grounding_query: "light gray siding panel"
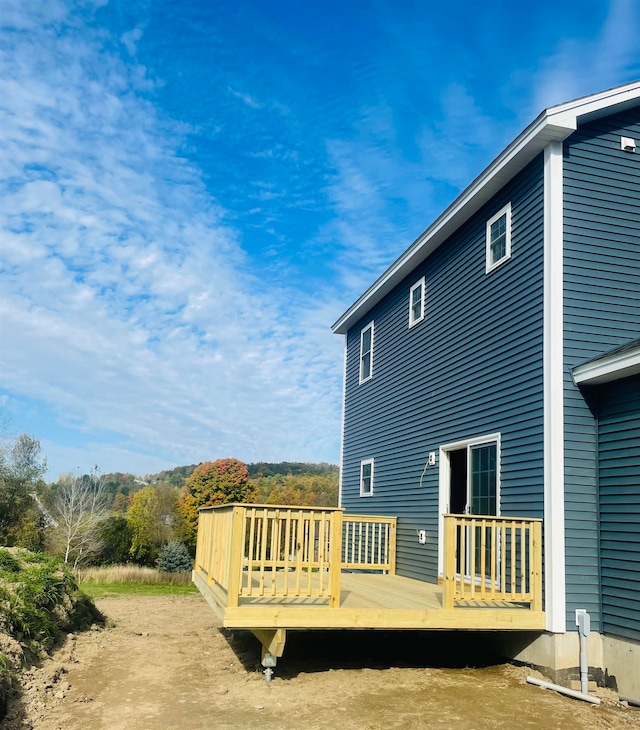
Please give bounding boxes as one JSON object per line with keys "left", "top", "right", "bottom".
{"left": 341, "top": 155, "right": 545, "bottom": 583}
{"left": 597, "top": 377, "right": 640, "bottom": 642}
{"left": 563, "top": 105, "right": 640, "bottom": 631}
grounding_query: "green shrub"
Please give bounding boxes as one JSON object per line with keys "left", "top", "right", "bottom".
{"left": 0, "top": 550, "right": 101, "bottom": 646}
{"left": 156, "top": 542, "right": 192, "bottom": 573}
{"left": 0, "top": 550, "right": 21, "bottom": 575}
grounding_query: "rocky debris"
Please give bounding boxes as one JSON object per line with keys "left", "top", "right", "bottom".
{"left": 1, "top": 630, "right": 91, "bottom": 729}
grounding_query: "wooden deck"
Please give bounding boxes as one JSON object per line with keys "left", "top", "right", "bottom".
{"left": 193, "top": 504, "right": 545, "bottom": 671}
{"left": 194, "top": 568, "right": 544, "bottom": 630}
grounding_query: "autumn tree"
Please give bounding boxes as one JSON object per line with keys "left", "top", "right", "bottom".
{"left": 177, "top": 458, "right": 255, "bottom": 547}
{"left": 256, "top": 473, "right": 338, "bottom": 507}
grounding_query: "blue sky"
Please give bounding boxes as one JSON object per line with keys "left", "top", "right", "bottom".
{"left": 1, "top": 0, "right": 639, "bottom": 480}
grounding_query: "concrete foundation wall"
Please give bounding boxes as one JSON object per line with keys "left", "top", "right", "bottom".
{"left": 497, "top": 631, "right": 640, "bottom": 702}
{"left": 603, "top": 634, "right": 640, "bottom": 702}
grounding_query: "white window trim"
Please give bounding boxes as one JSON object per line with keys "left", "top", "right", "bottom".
{"left": 360, "top": 458, "right": 374, "bottom": 497}
{"left": 359, "top": 321, "right": 374, "bottom": 384}
{"left": 485, "top": 203, "right": 512, "bottom": 273}
{"left": 437, "top": 433, "right": 501, "bottom": 577}
{"left": 409, "top": 276, "right": 426, "bottom": 328}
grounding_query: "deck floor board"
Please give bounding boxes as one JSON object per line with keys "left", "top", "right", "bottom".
{"left": 194, "top": 568, "right": 545, "bottom": 631}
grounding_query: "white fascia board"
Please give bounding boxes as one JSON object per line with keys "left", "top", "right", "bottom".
{"left": 331, "top": 113, "right": 574, "bottom": 335}
{"left": 546, "top": 80, "right": 640, "bottom": 126}
{"left": 573, "top": 348, "right": 640, "bottom": 385}
{"left": 332, "top": 80, "right": 640, "bottom": 336}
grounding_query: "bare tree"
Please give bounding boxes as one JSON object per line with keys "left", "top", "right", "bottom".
{"left": 52, "top": 468, "right": 110, "bottom": 567}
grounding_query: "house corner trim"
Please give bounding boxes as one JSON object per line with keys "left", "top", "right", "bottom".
{"left": 543, "top": 140, "right": 566, "bottom": 633}
{"left": 338, "top": 338, "right": 347, "bottom": 508}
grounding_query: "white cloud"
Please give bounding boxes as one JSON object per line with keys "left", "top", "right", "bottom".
{"left": 0, "top": 1, "right": 344, "bottom": 477}
{"left": 228, "top": 86, "right": 264, "bottom": 110}
{"left": 530, "top": 0, "right": 640, "bottom": 114}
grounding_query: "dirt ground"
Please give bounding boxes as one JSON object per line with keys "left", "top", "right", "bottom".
{"left": 3, "top": 594, "right": 639, "bottom": 730}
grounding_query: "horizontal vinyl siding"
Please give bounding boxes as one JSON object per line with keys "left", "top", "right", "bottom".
{"left": 598, "top": 378, "right": 640, "bottom": 641}
{"left": 563, "top": 105, "right": 640, "bottom": 631}
{"left": 341, "top": 155, "right": 545, "bottom": 583}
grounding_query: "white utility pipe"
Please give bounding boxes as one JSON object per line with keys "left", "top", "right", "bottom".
{"left": 526, "top": 676, "right": 601, "bottom": 705}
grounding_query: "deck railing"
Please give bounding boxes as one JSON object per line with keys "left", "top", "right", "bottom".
{"left": 442, "top": 514, "right": 543, "bottom": 610}
{"left": 195, "top": 506, "right": 542, "bottom": 613}
{"left": 195, "top": 504, "right": 397, "bottom": 609}
{"left": 342, "top": 514, "right": 396, "bottom": 573}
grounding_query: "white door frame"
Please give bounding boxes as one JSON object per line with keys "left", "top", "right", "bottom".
{"left": 437, "top": 432, "right": 501, "bottom": 578}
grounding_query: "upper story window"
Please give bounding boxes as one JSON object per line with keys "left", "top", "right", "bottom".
{"left": 486, "top": 203, "right": 512, "bottom": 273}
{"left": 409, "top": 277, "right": 425, "bottom": 327}
{"left": 360, "top": 458, "right": 374, "bottom": 496}
{"left": 359, "top": 321, "right": 374, "bottom": 383}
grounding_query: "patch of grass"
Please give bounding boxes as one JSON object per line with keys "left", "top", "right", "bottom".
{"left": 75, "top": 564, "right": 192, "bottom": 585}
{"left": 0, "top": 550, "right": 21, "bottom": 574}
{"left": 80, "top": 582, "right": 198, "bottom": 599}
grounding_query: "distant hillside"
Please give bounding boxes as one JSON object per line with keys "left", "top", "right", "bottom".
{"left": 146, "top": 464, "right": 199, "bottom": 487}
{"left": 99, "top": 462, "right": 338, "bottom": 491}
{"left": 246, "top": 462, "right": 338, "bottom": 478}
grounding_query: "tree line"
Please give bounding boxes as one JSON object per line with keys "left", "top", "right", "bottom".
{"left": 0, "top": 432, "right": 338, "bottom": 569}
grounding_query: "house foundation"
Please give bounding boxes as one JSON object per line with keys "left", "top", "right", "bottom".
{"left": 499, "top": 631, "right": 640, "bottom": 702}
{"left": 602, "top": 634, "right": 640, "bottom": 702}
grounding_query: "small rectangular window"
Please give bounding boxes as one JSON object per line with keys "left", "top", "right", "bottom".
{"left": 409, "top": 277, "right": 425, "bottom": 327}
{"left": 360, "top": 458, "right": 374, "bottom": 496}
{"left": 486, "top": 203, "right": 512, "bottom": 273}
{"left": 359, "top": 321, "right": 374, "bottom": 383}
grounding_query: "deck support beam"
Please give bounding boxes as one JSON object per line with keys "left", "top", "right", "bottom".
{"left": 251, "top": 628, "right": 287, "bottom": 662}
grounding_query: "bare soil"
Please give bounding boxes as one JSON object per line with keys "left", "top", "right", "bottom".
{"left": 3, "top": 594, "right": 639, "bottom": 729}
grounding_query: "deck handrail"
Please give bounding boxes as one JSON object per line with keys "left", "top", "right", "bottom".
{"left": 443, "top": 514, "right": 543, "bottom": 610}
{"left": 195, "top": 504, "right": 397, "bottom": 607}
{"left": 342, "top": 514, "right": 397, "bottom": 574}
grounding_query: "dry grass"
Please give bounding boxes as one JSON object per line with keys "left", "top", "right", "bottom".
{"left": 75, "top": 564, "right": 192, "bottom": 585}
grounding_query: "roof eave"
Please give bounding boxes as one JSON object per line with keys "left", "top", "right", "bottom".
{"left": 332, "top": 81, "right": 640, "bottom": 336}
{"left": 573, "top": 348, "right": 640, "bottom": 385}
{"left": 331, "top": 113, "right": 574, "bottom": 335}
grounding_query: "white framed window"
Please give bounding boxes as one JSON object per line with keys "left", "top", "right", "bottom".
{"left": 409, "top": 277, "right": 425, "bottom": 327}
{"left": 359, "top": 321, "right": 374, "bottom": 383}
{"left": 360, "top": 458, "right": 374, "bottom": 496}
{"left": 486, "top": 203, "right": 512, "bottom": 273}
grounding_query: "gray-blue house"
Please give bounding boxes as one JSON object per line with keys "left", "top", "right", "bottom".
{"left": 332, "top": 81, "right": 640, "bottom": 698}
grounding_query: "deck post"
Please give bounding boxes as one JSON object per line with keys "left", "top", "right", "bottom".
{"left": 329, "top": 510, "right": 343, "bottom": 608}
{"left": 531, "top": 519, "right": 543, "bottom": 612}
{"left": 443, "top": 515, "right": 456, "bottom": 609}
{"left": 388, "top": 519, "right": 397, "bottom": 575}
{"left": 227, "top": 506, "right": 245, "bottom": 609}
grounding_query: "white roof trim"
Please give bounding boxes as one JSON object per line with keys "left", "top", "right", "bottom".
{"left": 573, "top": 347, "right": 640, "bottom": 385}
{"left": 332, "top": 80, "right": 640, "bottom": 335}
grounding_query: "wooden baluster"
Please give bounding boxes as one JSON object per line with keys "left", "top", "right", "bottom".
{"left": 283, "top": 510, "right": 291, "bottom": 595}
